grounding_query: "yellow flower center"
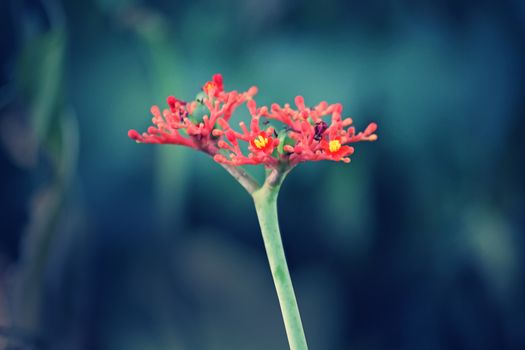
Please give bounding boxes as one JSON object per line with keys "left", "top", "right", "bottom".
{"left": 329, "top": 139, "right": 341, "bottom": 153}
{"left": 203, "top": 81, "right": 217, "bottom": 94}
{"left": 253, "top": 134, "right": 269, "bottom": 149}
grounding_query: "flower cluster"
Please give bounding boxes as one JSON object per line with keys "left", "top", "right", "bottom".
{"left": 128, "top": 74, "right": 257, "bottom": 155}
{"left": 129, "top": 74, "right": 377, "bottom": 167}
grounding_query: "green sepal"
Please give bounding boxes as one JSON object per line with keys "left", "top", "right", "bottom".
{"left": 188, "top": 101, "right": 208, "bottom": 123}
{"left": 195, "top": 91, "right": 207, "bottom": 103}
{"left": 277, "top": 131, "right": 295, "bottom": 154}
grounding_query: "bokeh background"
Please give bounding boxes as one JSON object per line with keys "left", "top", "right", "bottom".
{"left": 1, "top": 0, "right": 524, "bottom": 349}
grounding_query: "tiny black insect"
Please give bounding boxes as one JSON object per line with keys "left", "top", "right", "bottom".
{"left": 314, "top": 121, "right": 328, "bottom": 141}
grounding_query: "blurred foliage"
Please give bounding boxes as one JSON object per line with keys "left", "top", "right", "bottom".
{"left": 1, "top": 0, "right": 525, "bottom": 349}
{"left": 0, "top": 0, "right": 80, "bottom": 347}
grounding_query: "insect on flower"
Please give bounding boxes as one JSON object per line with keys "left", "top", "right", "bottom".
{"left": 313, "top": 121, "right": 328, "bottom": 141}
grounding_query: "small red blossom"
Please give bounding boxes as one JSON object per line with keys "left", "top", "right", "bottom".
{"left": 203, "top": 73, "right": 224, "bottom": 96}
{"left": 250, "top": 131, "right": 274, "bottom": 153}
{"left": 320, "top": 138, "right": 354, "bottom": 163}
{"left": 211, "top": 101, "right": 279, "bottom": 166}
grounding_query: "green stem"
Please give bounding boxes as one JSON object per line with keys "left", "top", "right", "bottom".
{"left": 253, "top": 183, "right": 308, "bottom": 350}
{"left": 220, "top": 163, "right": 259, "bottom": 194}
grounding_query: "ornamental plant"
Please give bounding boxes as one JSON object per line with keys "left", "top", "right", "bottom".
{"left": 128, "top": 74, "right": 378, "bottom": 350}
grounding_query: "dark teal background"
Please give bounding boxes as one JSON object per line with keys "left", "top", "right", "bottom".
{"left": 1, "top": 0, "right": 524, "bottom": 349}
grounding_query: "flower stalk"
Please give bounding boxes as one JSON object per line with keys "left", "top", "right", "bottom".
{"left": 253, "top": 173, "right": 308, "bottom": 350}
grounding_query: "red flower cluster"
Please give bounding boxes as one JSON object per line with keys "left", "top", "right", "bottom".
{"left": 129, "top": 74, "right": 377, "bottom": 167}
{"left": 128, "top": 74, "right": 257, "bottom": 155}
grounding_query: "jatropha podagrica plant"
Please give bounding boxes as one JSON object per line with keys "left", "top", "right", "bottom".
{"left": 128, "top": 74, "right": 377, "bottom": 350}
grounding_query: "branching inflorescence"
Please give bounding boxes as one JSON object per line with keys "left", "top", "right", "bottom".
{"left": 128, "top": 74, "right": 378, "bottom": 350}
{"left": 128, "top": 74, "right": 377, "bottom": 169}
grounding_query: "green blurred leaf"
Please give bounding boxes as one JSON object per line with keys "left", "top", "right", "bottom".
{"left": 16, "top": 30, "right": 66, "bottom": 142}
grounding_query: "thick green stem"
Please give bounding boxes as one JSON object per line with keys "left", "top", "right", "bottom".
{"left": 253, "top": 184, "right": 308, "bottom": 350}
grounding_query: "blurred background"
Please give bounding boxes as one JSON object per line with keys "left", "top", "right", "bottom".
{"left": 1, "top": 0, "right": 524, "bottom": 349}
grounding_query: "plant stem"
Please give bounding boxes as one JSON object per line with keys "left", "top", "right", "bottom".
{"left": 220, "top": 163, "right": 259, "bottom": 194}
{"left": 253, "top": 183, "right": 308, "bottom": 350}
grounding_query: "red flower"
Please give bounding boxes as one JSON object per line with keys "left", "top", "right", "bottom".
{"left": 250, "top": 131, "right": 274, "bottom": 154}
{"left": 212, "top": 101, "right": 279, "bottom": 167}
{"left": 202, "top": 73, "right": 224, "bottom": 96}
{"left": 129, "top": 75, "right": 377, "bottom": 168}
{"left": 320, "top": 138, "right": 355, "bottom": 163}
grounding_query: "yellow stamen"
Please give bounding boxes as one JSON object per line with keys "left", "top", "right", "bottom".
{"left": 204, "top": 82, "right": 217, "bottom": 94}
{"left": 329, "top": 139, "right": 341, "bottom": 153}
{"left": 253, "top": 135, "right": 269, "bottom": 149}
